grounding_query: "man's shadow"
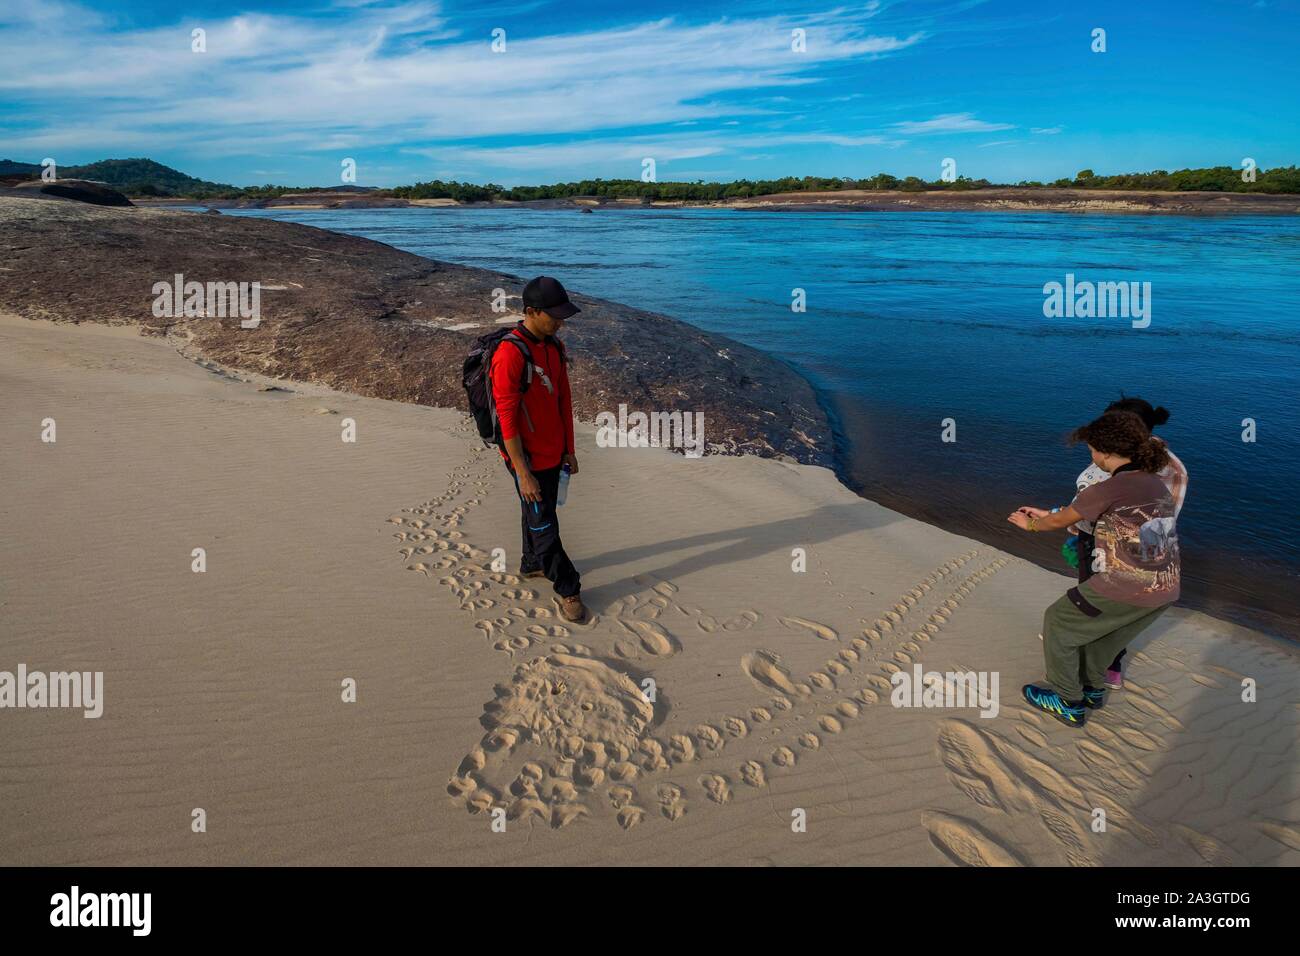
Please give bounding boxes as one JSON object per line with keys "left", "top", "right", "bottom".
{"left": 575, "top": 500, "right": 902, "bottom": 613}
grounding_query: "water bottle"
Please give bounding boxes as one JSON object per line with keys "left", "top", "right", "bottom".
{"left": 556, "top": 463, "right": 571, "bottom": 506}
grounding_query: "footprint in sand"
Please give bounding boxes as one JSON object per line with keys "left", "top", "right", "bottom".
{"left": 818, "top": 715, "right": 844, "bottom": 734}
{"left": 694, "top": 724, "right": 725, "bottom": 753}
{"left": 525, "top": 624, "right": 571, "bottom": 639}
{"left": 619, "top": 619, "right": 681, "bottom": 657}
{"left": 835, "top": 700, "right": 860, "bottom": 719}
{"left": 722, "top": 610, "right": 761, "bottom": 631}
{"left": 507, "top": 606, "right": 551, "bottom": 620}
{"left": 741, "top": 649, "right": 805, "bottom": 697}
{"left": 669, "top": 734, "right": 697, "bottom": 764}
{"left": 550, "top": 800, "right": 588, "bottom": 829}
{"left": 739, "top": 760, "right": 767, "bottom": 788}
{"left": 607, "top": 786, "right": 645, "bottom": 829}
{"left": 699, "top": 773, "right": 732, "bottom": 804}
{"left": 638, "top": 738, "right": 670, "bottom": 773}
{"left": 922, "top": 810, "right": 1028, "bottom": 867}
{"left": 1257, "top": 820, "right": 1300, "bottom": 852}
{"left": 724, "top": 716, "right": 749, "bottom": 738}
{"left": 772, "top": 746, "right": 797, "bottom": 767}
{"left": 780, "top": 616, "right": 838, "bottom": 641}
{"left": 657, "top": 784, "right": 686, "bottom": 821}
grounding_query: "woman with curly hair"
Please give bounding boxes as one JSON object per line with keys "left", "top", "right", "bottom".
{"left": 1008, "top": 411, "right": 1181, "bottom": 727}
{"left": 1071, "top": 396, "right": 1187, "bottom": 688}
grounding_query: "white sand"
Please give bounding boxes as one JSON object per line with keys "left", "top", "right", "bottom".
{"left": 1, "top": 313, "right": 1296, "bottom": 865}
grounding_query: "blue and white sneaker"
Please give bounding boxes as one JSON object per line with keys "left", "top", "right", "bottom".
{"left": 1022, "top": 684, "right": 1087, "bottom": 728}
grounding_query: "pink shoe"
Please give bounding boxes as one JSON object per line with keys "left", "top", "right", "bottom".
{"left": 1104, "top": 668, "right": 1124, "bottom": 689}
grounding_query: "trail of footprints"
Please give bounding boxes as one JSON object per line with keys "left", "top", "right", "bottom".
{"left": 429, "top": 516, "right": 1011, "bottom": 829}
{"left": 404, "top": 463, "right": 1293, "bottom": 858}
{"left": 390, "top": 442, "right": 765, "bottom": 661}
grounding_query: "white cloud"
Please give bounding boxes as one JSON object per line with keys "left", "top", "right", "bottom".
{"left": 890, "top": 112, "right": 1014, "bottom": 135}
{"left": 0, "top": 2, "right": 928, "bottom": 161}
{"left": 408, "top": 130, "right": 904, "bottom": 175}
{"left": 1031, "top": 126, "right": 1064, "bottom": 135}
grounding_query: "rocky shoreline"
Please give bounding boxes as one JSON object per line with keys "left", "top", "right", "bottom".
{"left": 129, "top": 186, "right": 1300, "bottom": 215}
{"left": 0, "top": 195, "right": 830, "bottom": 464}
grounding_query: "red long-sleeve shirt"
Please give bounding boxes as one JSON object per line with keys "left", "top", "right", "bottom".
{"left": 490, "top": 324, "right": 574, "bottom": 471}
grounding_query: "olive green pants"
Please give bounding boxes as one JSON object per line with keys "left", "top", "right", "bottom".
{"left": 1043, "top": 581, "right": 1169, "bottom": 702}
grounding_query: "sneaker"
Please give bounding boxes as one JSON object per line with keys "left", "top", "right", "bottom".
{"left": 1081, "top": 685, "right": 1106, "bottom": 710}
{"left": 557, "top": 594, "right": 589, "bottom": 624}
{"left": 1021, "top": 684, "right": 1087, "bottom": 728}
{"left": 519, "top": 567, "right": 546, "bottom": 579}
{"left": 1104, "top": 668, "right": 1123, "bottom": 689}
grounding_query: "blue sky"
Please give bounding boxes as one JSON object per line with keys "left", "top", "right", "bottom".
{"left": 1, "top": 0, "right": 1296, "bottom": 187}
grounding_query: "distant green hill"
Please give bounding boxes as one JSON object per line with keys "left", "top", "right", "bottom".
{"left": 1, "top": 157, "right": 234, "bottom": 197}
{"left": 0, "top": 159, "right": 43, "bottom": 176}
{"left": 64, "top": 158, "right": 233, "bottom": 197}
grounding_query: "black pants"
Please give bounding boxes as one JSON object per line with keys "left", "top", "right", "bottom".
{"left": 507, "top": 463, "right": 581, "bottom": 598}
{"left": 1077, "top": 530, "right": 1125, "bottom": 672}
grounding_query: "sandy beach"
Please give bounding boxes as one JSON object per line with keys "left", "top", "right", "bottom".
{"left": 2, "top": 312, "right": 1296, "bottom": 866}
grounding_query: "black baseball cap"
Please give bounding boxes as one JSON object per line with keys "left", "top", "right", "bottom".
{"left": 522, "top": 276, "right": 580, "bottom": 320}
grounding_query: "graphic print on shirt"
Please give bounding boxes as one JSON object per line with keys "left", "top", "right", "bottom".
{"left": 1093, "top": 496, "right": 1181, "bottom": 598}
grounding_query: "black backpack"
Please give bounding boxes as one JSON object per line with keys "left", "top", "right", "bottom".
{"left": 464, "top": 326, "right": 569, "bottom": 444}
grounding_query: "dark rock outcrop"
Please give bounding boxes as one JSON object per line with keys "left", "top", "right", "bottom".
{"left": 0, "top": 196, "right": 830, "bottom": 464}
{"left": 9, "top": 179, "right": 133, "bottom": 207}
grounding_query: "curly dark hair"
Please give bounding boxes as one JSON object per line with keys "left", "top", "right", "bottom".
{"left": 1072, "top": 410, "right": 1170, "bottom": 473}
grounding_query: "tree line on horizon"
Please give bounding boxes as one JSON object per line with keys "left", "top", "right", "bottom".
{"left": 2, "top": 157, "right": 1297, "bottom": 200}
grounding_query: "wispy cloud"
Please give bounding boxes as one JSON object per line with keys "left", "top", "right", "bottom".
{"left": 0, "top": 1, "right": 927, "bottom": 163}
{"left": 1031, "top": 126, "right": 1064, "bottom": 135}
{"left": 411, "top": 129, "right": 905, "bottom": 175}
{"left": 890, "top": 112, "right": 1014, "bottom": 135}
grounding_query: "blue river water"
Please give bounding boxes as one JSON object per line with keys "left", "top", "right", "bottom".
{"left": 219, "top": 205, "right": 1300, "bottom": 637}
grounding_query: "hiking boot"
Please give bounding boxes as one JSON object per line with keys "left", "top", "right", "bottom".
{"left": 557, "top": 594, "right": 588, "bottom": 624}
{"left": 1021, "top": 684, "right": 1087, "bottom": 728}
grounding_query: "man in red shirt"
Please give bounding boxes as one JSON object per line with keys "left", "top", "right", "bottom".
{"left": 490, "top": 276, "right": 586, "bottom": 623}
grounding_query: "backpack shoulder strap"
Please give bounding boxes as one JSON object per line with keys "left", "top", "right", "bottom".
{"left": 499, "top": 332, "right": 533, "bottom": 390}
